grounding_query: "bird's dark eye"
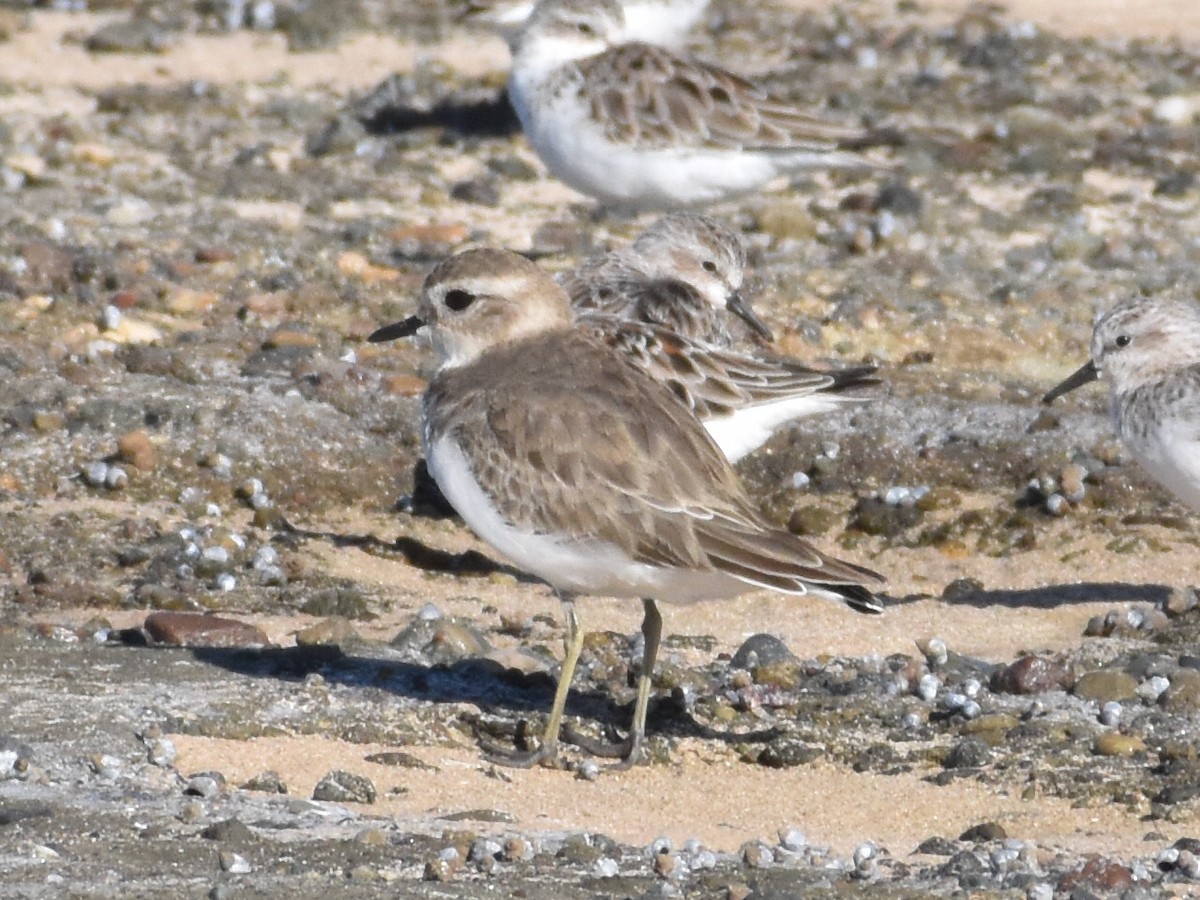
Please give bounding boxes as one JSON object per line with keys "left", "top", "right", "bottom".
{"left": 701, "top": 260, "right": 718, "bottom": 273}
{"left": 444, "top": 289, "right": 476, "bottom": 312}
{"left": 1114, "top": 333, "right": 1131, "bottom": 348}
{"left": 577, "top": 21, "right": 594, "bottom": 35}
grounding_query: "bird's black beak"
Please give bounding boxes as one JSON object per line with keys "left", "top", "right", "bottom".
{"left": 1042, "top": 360, "right": 1099, "bottom": 404}
{"left": 368, "top": 315, "right": 425, "bottom": 343}
{"left": 726, "top": 292, "right": 774, "bottom": 343}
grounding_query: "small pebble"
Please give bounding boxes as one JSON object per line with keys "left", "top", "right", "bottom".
{"left": 146, "top": 737, "right": 177, "bottom": 767}
{"left": 778, "top": 828, "right": 807, "bottom": 852}
{"left": 593, "top": 857, "right": 620, "bottom": 878}
{"left": 1178, "top": 849, "right": 1200, "bottom": 879}
{"left": 943, "top": 691, "right": 967, "bottom": 710}
{"left": 921, "top": 637, "right": 948, "bottom": 667}
{"left": 1100, "top": 701, "right": 1122, "bottom": 727}
{"left": 741, "top": 841, "right": 773, "bottom": 868}
{"left": 218, "top": 850, "right": 251, "bottom": 874}
{"left": 1045, "top": 493, "right": 1068, "bottom": 516}
{"left": 852, "top": 841, "right": 878, "bottom": 879}
{"left": 917, "top": 674, "right": 940, "bottom": 701}
{"left": 1138, "top": 675, "right": 1170, "bottom": 702}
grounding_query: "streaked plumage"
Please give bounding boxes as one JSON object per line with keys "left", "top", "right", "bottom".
{"left": 562, "top": 212, "right": 767, "bottom": 346}
{"left": 1045, "top": 295, "right": 1200, "bottom": 511}
{"left": 507, "top": 0, "right": 885, "bottom": 210}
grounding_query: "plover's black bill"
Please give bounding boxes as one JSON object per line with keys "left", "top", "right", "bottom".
{"left": 369, "top": 316, "right": 425, "bottom": 343}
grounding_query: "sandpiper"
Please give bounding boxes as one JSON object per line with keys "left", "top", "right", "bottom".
{"left": 561, "top": 212, "right": 771, "bottom": 346}
{"left": 1045, "top": 294, "right": 1200, "bottom": 512}
{"left": 507, "top": 0, "right": 884, "bottom": 211}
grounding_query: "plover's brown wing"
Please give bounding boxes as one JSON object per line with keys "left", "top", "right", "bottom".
{"left": 427, "top": 329, "right": 883, "bottom": 607}
{"left": 586, "top": 314, "right": 879, "bottom": 420}
{"left": 577, "top": 42, "right": 873, "bottom": 153}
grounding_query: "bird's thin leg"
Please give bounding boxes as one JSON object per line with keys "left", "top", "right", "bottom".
{"left": 564, "top": 597, "right": 662, "bottom": 767}
{"left": 482, "top": 594, "right": 584, "bottom": 769}
{"left": 617, "top": 597, "right": 662, "bottom": 768}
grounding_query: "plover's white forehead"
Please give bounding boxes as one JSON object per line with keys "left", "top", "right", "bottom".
{"left": 417, "top": 249, "right": 573, "bottom": 367}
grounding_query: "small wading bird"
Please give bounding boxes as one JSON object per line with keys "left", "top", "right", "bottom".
{"left": 370, "top": 247, "right": 884, "bottom": 767}
{"left": 1044, "top": 294, "right": 1200, "bottom": 512}
{"left": 507, "top": 0, "right": 886, "bottom": 210}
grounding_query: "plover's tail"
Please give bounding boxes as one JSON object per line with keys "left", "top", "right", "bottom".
{"left": 696, "top": 519, "right": 885, "bottom": 614}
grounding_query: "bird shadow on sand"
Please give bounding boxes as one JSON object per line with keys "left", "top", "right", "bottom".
{"left": 183, "top": 641, "right": 772, "bottom": 757}
{"left": 355, "top": 78, "right": 519, "bottom": 138}
{"left": 173, "top": 520, "right": 773, "bottom": 755}
{"left": 939, "top": 581, "right": 1172, "bottom": 610}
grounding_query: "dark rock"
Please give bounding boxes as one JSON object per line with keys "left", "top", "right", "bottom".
{"left": 915, "top": 836, "right": 959, "bottom": 856}
{"left": 1057, "top": 856, "right": 1133, "bottom": 893}
{"left": 0, "top": 800, "right": 53, "bottom": 827}
{"left": 144, "top": 612, "right": 269, "bottom": 649}
{"left": 363, "top": 751, "right": 437, "bottom": 771}
{"left": 958, "top": 822, "right": 1007, "bottom": 842}
{"left": 755, "top": 738, "right": 823, "bottom": 769}
{"left": 944, "top": 737, "right": 991, "bottom": 769}
{"left": 990, "top": 655, "right": 1073, "bottom": 694}
{"left": 1154, "top": 170, "right": 1195, "bottom": 197}
{"left": 201, "top": 817, "right": 256, "bottom": 843}
{"left": 730, "top": 633, "right": 797, "bottom": 670}
{"left": 313, "top": 770, "right": 376, "bottom": 804}
{"left": 849, "top": 497, "right": 923, "bottom": 537}
{"left": 874, "top": 180, "right": 923, "bottom": 215}
{"left": 449, "top": 178, "right": 500, "bottom": 206}
{"left": 241, "top": 771, "right": 288, "bottom": 794}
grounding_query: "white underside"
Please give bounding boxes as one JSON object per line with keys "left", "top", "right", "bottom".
{"left": 1124, "top": 419, "right": 1200, "bottom": 512}
{"left": 510, "top": 75, "right": 797, "bottom": 210}
{"left": 704, "top": 394, "right": 856, "bottom": 463}
{"left": 427, "top": 435, "right": 750, "bottom": 601}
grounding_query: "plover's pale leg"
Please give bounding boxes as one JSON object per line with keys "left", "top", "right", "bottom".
{"left": 622, "top": 598, "right": 664, "bottom": 768}
{"left": 484, "top": 595, "right": 584, "bottom": 768}
{"left": 564, "top": 597, "right": 662, "bottom": 767}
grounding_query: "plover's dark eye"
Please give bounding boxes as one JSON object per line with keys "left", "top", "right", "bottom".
{"left": 577, "top": 21, "right": 594, "bottom": 35}
{"left": 1115, "top": 333, "right": 1131, "bottom": 348}
{"left": 444, "top": 289, "right": 476, "bottom": 312}
{"left": 701, "top": 260, "right": 718, "bottom": 273}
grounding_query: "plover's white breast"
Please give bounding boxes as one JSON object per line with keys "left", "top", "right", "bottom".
{"left": 426, "top": 433, "right": 749, "bottom": 602}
